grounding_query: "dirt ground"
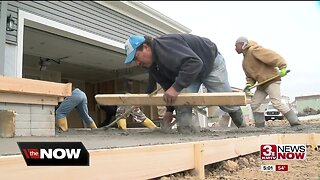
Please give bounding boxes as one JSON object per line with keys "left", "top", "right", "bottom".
{"left": 157, "top": 148, "right": 320, "bottom": 180}
{"left": 157, "top": 118, "right": 320, "bottom": 180}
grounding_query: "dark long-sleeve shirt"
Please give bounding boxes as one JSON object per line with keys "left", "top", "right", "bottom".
{"left": 146, "top": 33, "right": 218, "bottom": 93}
{"left": 146, "top": 33, "right": 218, "bottom": 112}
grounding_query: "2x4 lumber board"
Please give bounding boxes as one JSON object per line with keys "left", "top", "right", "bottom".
{"left": 308, "top": 133, "right": 320, "bottom": 149}
{"left": 91, "top": 143, "right": 195, "bottom": 179}
{"left": 0, "top": 93, "right": 60, "bottom": 105}
{"left": 95, "top": 92, "right": 246, "bottom": 106}
{"left": 203, "top": 134, "right": 278, "bottom": 165}
{"left": 278, "top": 133, "right": 309, "bottom": 144}
{"left": 0, "top": 76, "right": 72, "bottom": 97}
{"left": 0, "top": 143, "right": 195, "bottom": 180}
{"left": 236, "top": 134, "right": 279, "bottom": 155}
{"left": 1, "top": 133, "right": 319, "bottom": 179}
{"left": 278, "top": 133, "right": 320, "bottom": 148}
{"left": 193, "top": 143, "right": 205, "bottom": 179}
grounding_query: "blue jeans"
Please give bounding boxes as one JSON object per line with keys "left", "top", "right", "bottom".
{"left": 55, "top": 88, "right": 94, "bottom": 125}
{"left": 176, "top": 53, "right": 240, "bottom": 127}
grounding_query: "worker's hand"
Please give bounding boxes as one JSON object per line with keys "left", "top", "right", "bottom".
{"left": 243, "top": 83, "right": 252, "bottom": 92}
{"left": 163, "top": 86, "right": 180, "bottom": 104}
{"left": 279, "top": 67, "right": 287, "bottom": 77}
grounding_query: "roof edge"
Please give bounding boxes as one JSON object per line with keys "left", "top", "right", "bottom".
{"left": 95, "top": 1, "right": 191, "bottom": 34}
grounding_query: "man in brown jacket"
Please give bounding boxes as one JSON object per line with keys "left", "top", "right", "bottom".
{"left": 235, "top": 36, "right": 301, "bottom": 127}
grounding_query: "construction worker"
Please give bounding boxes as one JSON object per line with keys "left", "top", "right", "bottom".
{"left": 56, "top": 88, "right": 97, "bottom": 131}
{"left": 235, "top": 36, "right": 302, "bottom": 127}
{"left": 114, "top": 105, "right": 158, "bottom": 130}
{"left": 123, "top": 34, "right": 247, "bottom": 134}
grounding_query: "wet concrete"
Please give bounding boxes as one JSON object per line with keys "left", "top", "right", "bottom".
{"left": 1, "top": 120, "right": 320, "bottom": 156}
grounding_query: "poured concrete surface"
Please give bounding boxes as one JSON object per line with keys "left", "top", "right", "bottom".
{"left": 1, "top": 119, "right": 320, "bottom": 156}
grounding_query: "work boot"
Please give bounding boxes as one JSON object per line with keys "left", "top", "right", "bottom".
{"left": 142, "top": 118, "right": 158, "bottom": 129}
{"left": 176, "top": 116, "right": 200, "bottom": 134}
{"left": 253, "top": 112, "right": 265, "bottom": 128}
{"left": 161, "top": 120, "right": 171, "bottom": 130}
{"left": 176, "top": 106, "right": 200, "bottom": 134}
{"left": 160, "top": 119, "right": 176, "bottom": 132}
{"left": 228, "top": 110, "right": 247, "bottom": 128}
{"left": 88, "top": 121, "right": 97, "bottom": 129}
{"left": 56, "top": 117, "right": 68, "bottom": 132}
{"left": 117, "top": 118, "right": 127, "bottom": 130}
{"left": 284, "top": 109, "right": 302, "bottom": 127}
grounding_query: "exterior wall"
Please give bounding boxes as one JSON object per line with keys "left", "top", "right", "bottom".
{"left": 0, "top": 1, "right": 189, "bottom": 134}
{"left": 0, "top": 103, "right": 55, "bottom": 136}
{"left": 7, "top": 1, "right": 165, "bottom": 44}
{"left": 0, "top": 1, "right": 6, "bottom": 75}
{"left": 296, "top": 97, "right": 320, "bottom": 115}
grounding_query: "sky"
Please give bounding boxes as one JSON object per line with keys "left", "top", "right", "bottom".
{"left": 142, "top": 1, "right": 320, "bottom": 102}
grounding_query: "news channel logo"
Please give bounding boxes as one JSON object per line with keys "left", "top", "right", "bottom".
{"left": 260, "top": 144, "right": 306, "bottom": 160}
{"left": 17, "top": 142, "right": 89, "bottom": 166}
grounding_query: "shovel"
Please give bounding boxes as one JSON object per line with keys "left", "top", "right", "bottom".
{"left": 247, "top": 70, "right": 290, "bottom": 90}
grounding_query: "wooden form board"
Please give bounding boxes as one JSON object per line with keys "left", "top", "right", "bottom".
{"left": 95, "top": 92, "right": 247, "bottom": 106}
{"left": 0, "top": 93, "right": 63, "bottom": 105}
{"left": 0, "top": 143, "right": 195, "bottom": 180}
{"left": 203, "top": 134, "right": 278, "bottom": 165}
{"left": 0, "top": 76, "right": 72, "bottom": 97}
{"left": 0, "top": 133, "right": 319, "bottom": 179}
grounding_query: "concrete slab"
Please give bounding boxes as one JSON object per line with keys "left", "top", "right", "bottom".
{"left": 1, "top": 120, "right": 320, "bottom": 156}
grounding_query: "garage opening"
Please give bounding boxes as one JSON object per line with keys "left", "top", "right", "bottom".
{"left": 21, "top": 26, "right": 153, "bottom": 128}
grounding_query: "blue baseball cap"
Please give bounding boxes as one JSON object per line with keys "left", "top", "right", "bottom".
{"left": 124, "top": 35, "right": 145, "bottom": 64}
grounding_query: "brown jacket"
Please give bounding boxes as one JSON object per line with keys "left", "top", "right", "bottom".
{"left": 242, "top": 40, "right": 287, "bottom": 90}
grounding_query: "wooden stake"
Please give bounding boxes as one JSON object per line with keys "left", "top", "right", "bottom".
{"left": 193, "top": 143, "right": 205, "bottom": 179}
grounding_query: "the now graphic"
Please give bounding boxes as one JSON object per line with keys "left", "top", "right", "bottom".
{"left": 17, "top": 142, "right": 89, "bottom": 166}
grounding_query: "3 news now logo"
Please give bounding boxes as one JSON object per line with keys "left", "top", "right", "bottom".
{"left": 260, "top": 144, "right": 306, "bottom": 160}
{"left": 17, "top": 142, "right": 89, "bottom": 166}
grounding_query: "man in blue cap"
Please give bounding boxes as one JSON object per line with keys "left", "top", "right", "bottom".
{"left": 124, "top": 34, "right": 247, "bottom": 133}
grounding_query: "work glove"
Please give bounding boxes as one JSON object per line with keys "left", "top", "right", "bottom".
{"left": 243, "top": 83, "right": 253, "bottom": 92}
{"left": 279, "top": 67, "right": 287, "bottom": 77}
